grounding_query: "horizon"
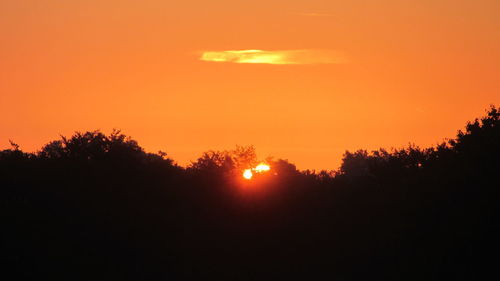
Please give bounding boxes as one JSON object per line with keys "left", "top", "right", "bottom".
{"left": 0, "top": 107, "right": 494, "bottom": 171}
{"left": 1, "top": 104, "right": 496, "bottom": 172}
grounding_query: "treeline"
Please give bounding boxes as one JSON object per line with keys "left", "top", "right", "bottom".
{"left": 1, "top": 106, "right": 499, "bottom": 281}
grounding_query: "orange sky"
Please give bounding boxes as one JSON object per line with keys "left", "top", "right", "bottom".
{"left": 1, "top": 0, "right": 499, "bottom": 170}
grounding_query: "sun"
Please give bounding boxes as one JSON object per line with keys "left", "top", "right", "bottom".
{"left": 242, "top": 163, "right": 271, "bottom": 180}
{"left": 243, "top": 169, "right": 253, "bottom": 180}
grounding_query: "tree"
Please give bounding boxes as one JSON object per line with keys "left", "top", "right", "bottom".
{"left": 188, "top": 145, "right": 257, "bottom": 175}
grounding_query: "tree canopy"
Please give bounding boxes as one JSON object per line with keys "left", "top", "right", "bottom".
{"left": 1, "top": 105, "right": 498, "bottom": 281}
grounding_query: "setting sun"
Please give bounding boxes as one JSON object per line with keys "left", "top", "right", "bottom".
{"left": 243, "top": 169, "right": 253, "bottom": 180}
{"left": 254, "top": 163, "right": 271, "bottom": 173}
{"left": 242, "top": 163, "right": 271, "bottom": 179}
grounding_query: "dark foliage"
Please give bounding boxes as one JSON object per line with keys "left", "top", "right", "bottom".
{"left": 2, "top": 106, "right": 499, "bottom": 281}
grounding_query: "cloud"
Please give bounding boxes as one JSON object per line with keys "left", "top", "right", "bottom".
{"left": 200, "top": 50, "right": 347, "bottom": 65}
{"left": 296, "top": 12, "right": 334, "bottom": 17}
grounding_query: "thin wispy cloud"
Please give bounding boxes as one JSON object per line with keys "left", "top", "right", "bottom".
{"left": 296, "top": 12, "right": 334, "bottom": 17}
{"left": 200, "top": 50, "right": 347, "bottom": 65}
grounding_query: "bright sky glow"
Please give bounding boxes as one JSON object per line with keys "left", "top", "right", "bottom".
{"left": 201, "top": 50, "right": 346, "bottom": 65}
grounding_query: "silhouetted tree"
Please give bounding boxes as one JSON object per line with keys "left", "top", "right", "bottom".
{"left": 1, "top": 105, "right": 498, "bottom": 281}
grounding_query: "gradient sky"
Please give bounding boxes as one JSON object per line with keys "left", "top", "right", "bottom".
{"left": 1, "top": 0, "right": 499, "bottom": 170}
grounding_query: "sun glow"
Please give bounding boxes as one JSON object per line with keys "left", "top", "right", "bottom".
{"left": 242, "top": 163, "right": 271, "bottom": 179}
{"left": 254, "top": 163, "right": 271, "bottom": 172}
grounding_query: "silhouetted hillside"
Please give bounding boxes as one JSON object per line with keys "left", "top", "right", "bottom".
{"left": 1, "top": 106, "right": 499, "bottom": 281}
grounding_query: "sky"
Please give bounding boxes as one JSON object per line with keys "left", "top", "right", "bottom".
{"left": 1, "top": 0, "right": 499, "bottom": 170}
